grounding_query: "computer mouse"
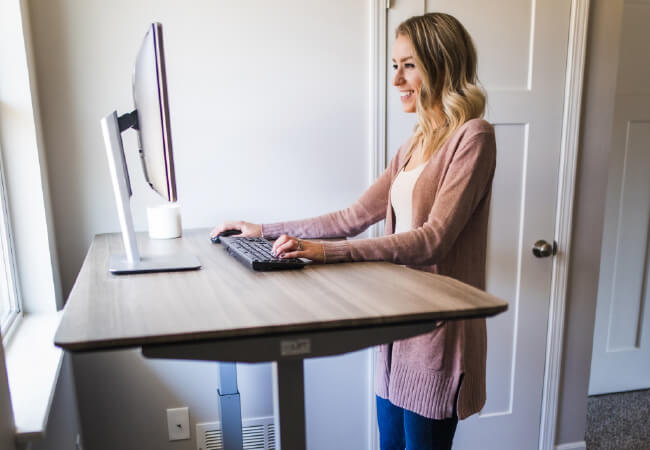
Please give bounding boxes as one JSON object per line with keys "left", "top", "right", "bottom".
{"left": 210, "top": 229, "right": 242, "bottom": 243}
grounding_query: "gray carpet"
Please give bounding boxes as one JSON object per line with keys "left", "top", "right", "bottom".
{"left": 586, "top": 389, "right": 650, "bottom": 449}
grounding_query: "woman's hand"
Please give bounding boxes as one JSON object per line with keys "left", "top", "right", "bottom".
{"left": 210, "top": 221, "right": 262, "bottom": 239}
{"left": 272, "top": 234, "right": 325, "bottom": 263}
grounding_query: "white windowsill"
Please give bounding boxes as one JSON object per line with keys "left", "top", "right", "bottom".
{"left": 4, "top": 311, "right": 64, "bottom": 443}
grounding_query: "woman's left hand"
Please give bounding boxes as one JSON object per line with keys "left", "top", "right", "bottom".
{"left": 272, "top": 234, "right": 325, "bottom": 263}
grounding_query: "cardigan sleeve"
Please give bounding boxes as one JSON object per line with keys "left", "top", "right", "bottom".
{"left": 321, "top": 131, "right": 496, "bottom": 265}
{"left": 261, "top": 144, "right": 404, "bottom": 239}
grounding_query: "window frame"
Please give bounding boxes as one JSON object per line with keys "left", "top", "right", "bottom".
{"left": 0, "top": 142, "right": 22, "bottom": 339}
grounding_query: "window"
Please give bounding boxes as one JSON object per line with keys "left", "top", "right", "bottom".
{"left": 0, "top": 143, "right": 21, "bottom": 336}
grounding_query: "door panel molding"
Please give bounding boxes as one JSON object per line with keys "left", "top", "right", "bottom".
{"left": 607, "top": 119, "right": 650, "bottom": 351}
{"left": 427, "top": 0, "right": 536, "bottom": 90}
{"left": 482, "top": 123, "right": 528, "bottom": 417}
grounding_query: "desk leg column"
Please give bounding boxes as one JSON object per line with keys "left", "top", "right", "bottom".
{"left": 272, "top": 360, "right": 306, "bottom": 450}
{"left": 218, "top": 362, "right": 243, "bottom": 450}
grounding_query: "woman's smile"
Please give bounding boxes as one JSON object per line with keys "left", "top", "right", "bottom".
{"left": 400, "top": 90, "right": 415, "bottom": 102}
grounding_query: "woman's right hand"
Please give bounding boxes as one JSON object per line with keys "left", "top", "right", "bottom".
{"left": 210, "top": 221, "right": 263, "bottom": 239}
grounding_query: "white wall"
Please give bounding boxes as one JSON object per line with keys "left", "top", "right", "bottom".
{"left": 27, "top": 1, "right": 373, "bottom": 449}
{"left": 31, "top": 355, "right": 82, "bottom": 450}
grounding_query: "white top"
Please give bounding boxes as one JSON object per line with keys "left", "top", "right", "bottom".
{"left": 390, "top": 164, "right": 427, "bottom": 234}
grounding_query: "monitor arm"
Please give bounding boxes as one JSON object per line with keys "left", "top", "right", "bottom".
{"left": 117, "top": 110, "right": 139, "bottom": 132}
{"left": 118, "top": 110, "right": 154, "bottom": 196}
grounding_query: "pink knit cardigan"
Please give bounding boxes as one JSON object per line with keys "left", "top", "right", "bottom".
{"left": 262, "top": 118, "right": 497, "bottom": 420}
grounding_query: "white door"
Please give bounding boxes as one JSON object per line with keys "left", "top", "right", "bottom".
{"left": 386, "top": 1, "right": 571, "bottom": 448}
{"left": 589, "top": 0, "right": 650, "bottom": 396}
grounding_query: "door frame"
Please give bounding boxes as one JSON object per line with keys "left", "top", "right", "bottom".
{"left": 368, "top": 1, "right": 591, "bottom": 449}
{"left": 538, "top": 1, "right": 590, "bottom": 449}
{"left": 367, "top": 3, "right": 389, "bottom": 449}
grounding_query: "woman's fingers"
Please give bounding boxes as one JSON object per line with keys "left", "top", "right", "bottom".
{"left": 209, "top": 225, "right": 224, "bottom": 238}
{"left": 210, "top": 221, "right": 240, "bottom": 238}
{"left": 271, "top": 234, "right": 289, "bottom": 253}
{"left": 280, "top": 251, "right": 300, "bottom": 259}
{"left": 272, "top": 235, "right": 295, "bottom": 256}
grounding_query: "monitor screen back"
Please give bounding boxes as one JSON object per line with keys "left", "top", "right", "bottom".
{"left": 133, "top": 23, "right": 177, "bottom": 202}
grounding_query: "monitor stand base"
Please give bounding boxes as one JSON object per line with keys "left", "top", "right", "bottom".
{"left": 109, "top": 253, "right": 201, "bottom": 274}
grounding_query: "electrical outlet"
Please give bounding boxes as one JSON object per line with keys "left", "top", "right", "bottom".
{"left": 167, "top": 407, "right": 190, "bottom": 441}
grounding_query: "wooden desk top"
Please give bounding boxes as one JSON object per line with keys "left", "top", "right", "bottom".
{"left": 55, "top": 229, "right": 507, "bottom": 352}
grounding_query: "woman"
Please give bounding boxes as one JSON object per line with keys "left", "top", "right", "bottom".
{"left": 212, "top": 12, "right": 495, "bottom": 450}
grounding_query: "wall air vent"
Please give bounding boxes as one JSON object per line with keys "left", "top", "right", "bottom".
{"left": 267, "top": 423, "right": 275, "bottom": 450}
{"left": 197, "top": 416, "right": 275, "bottom": 450}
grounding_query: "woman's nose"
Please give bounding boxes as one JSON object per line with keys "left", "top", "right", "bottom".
{"left": 392, "top": 70, "right": 403, "bottom": 87}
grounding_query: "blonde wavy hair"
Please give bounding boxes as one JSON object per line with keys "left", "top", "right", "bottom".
{"left": 396, "top": 13, "right": 486, "bottom": 162}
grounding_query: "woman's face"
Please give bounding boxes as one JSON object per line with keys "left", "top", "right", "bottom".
{"left": 392, "top": 34, "right": 423, "bottom": 114}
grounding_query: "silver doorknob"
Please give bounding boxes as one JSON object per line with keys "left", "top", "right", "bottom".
{"left": 532, "top": 240, "right": 557, "bottom": 258}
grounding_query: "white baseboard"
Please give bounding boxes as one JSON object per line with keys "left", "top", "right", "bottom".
{"left": 555, "top": 442, "right": 586, "bottom": 450}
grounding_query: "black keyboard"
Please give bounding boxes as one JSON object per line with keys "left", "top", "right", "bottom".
{"left": 219, "top": 237, "right": 306, "bottom": 271}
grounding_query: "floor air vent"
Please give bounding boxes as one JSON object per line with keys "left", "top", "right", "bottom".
{"left": 197, "top": 416, "right": 275, "bottom": 450}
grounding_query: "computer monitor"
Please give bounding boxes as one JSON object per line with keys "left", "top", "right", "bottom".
{"left": 133, "top": 23, "right": 176, "bottom": 202}
{"left": 100, "top": 23, "right": 200, "bottom": 274}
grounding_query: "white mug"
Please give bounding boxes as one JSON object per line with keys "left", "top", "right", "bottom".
{"left": 147, "top": 203, "right": 182, "bottom": 239}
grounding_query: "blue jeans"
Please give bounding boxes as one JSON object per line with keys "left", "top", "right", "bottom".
{"left": 376, "top": 396, "right": 458, "bottom": 450}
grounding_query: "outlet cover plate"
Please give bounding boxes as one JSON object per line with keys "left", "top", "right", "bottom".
{"left": 167, "top": 407, "right": 190, "bottom": 441}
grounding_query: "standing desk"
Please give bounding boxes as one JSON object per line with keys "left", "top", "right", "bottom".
{"left": 54, "top": 229, "right": 507, "bottom": 450}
